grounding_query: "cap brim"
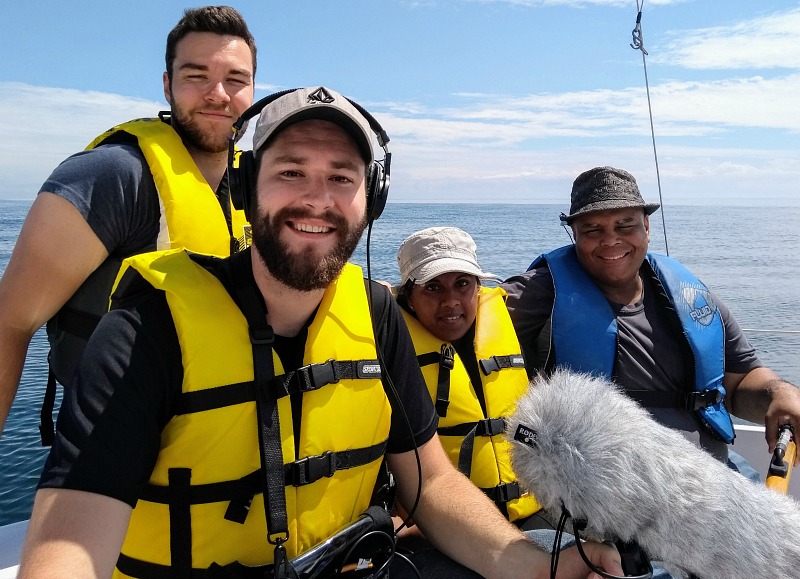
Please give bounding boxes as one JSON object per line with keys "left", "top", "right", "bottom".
{"left": 410, "top": 258, "right": 500, "bottom": 285}
{"left": 255, "top": 106, "right": 373, "bottom": 163}
{"left": 560, "top": 201, "right": 661, "bottom": 224}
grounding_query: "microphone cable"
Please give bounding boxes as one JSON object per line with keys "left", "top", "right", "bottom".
{"left": 363, "top": 220, "right": 424, "bottom": 538}
{"left": 550, "top": 505, "right": 653, "bottom": 579}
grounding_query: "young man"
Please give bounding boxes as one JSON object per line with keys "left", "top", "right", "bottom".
{"left": 0, "top": 6, "right": 256, "bottom": 437}
{"left": 17, "top": 87, "right": 621, "bottom": 579}
{"left": 503, "top": 166, "right": 800, "bottom": 466}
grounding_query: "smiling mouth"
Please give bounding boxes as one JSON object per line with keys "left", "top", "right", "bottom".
{"left": 292, "top": 222, "right": 333, "bottom": 234}
{"left": 440, "top": 313, "right": 464, "bottom": 322}
{"left": 598, "top": 252, "right": 630, "bottom": 261}
{"left": 199, "top": 110, "right": 231, "bottom": 119}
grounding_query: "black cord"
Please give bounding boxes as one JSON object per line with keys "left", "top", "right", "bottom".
{"left": 550, "top": 508, "right": 570, "bottom": 579}
{"left": 569, "top": 515, "right": 653, "bottom": 579}
{"left": 335, "top": 529, "right": 396, "bottom": 578}
{"left": 364, "top": 221, "right": 423, "bottom": 535}
{"left": 549, "top": 505, "right": 654, "bottom": 579}
{"left": 389, "top": 552, "right": 422, "bottom": 579}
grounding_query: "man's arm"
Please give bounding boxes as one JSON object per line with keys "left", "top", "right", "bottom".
{"left": 725, "top": 367, "right": 800, "bottom": 463}
{"left": 387, "top": 434, "right": 622, "bottom": 579}
{"left": 714, "top": 293, "right": 800, "bottom": 462}
{"left": 18, "top": 488, "right": 131, "bottom": 578}
{"left": 0, "top": 193, "right": 108, "bottom": 433}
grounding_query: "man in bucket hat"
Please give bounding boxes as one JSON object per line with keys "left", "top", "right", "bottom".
{"left": 503, "top": 166, "right": 800, "bottom": 472}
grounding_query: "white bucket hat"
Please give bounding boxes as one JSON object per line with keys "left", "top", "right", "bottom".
{"left": 397, "top": 226, "right": 500, "bottom": 285}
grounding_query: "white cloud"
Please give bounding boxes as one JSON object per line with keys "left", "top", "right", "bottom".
{"left": 658, "top": 8, "right": 800, "bottom": 70}
{"left": 462, "top": 0, "right": 682, "bottom": 7}
{"left": 375, "top": 72, "right": 800, "bottom": 151}
{"left": 2, "top": 74, "right": 797, "bottom": 206}
{"left": 0, "top": 82, "right": 163, "bottom": 200}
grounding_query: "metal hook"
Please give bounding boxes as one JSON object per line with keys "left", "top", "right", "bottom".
{"left": 630, "top": 12, "right": 649, "bottom": 55}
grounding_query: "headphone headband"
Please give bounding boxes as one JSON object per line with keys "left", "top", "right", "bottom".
{"left": 227, "top": 87, "right": 391, "bottom": 223}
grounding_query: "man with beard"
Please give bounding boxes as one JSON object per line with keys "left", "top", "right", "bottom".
{"left": 18, "top": 87, "right": 622, "bottom": 579}
{"left": 0, "top": 6, "right": 256, "bottom": 438}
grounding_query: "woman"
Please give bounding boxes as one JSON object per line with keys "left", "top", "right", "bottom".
{"left": 395, "top": 226, "right": 543, "bottom": 529}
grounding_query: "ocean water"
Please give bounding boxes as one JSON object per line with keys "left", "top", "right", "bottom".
{"left": 1, "top": 199, "right": 798, "bottom": 526}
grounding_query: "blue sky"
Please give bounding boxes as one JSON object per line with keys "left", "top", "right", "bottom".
{"left": 2, "top": 0, "right": 799, "bottom": 206}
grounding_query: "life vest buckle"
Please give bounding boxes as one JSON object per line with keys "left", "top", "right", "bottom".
{"left": 479, "top": 356, "right": 501, "bottom": 375}
{"left": 440, "top": 345, "right": 455, "bottom": 370}
{"left": 295, "top": 360, "right": 339, "bottom": 391}
{"left": 288, "top": 451, "right": 336, "bottom": 486}
{"left": 685, "top": 388, "right": 723, "bottom": 411}
{"left": 494, "top": 482, "right": 521, "bottom": 503}
{"left": 250, "top": 326, "right": 275, "bottom": 346}
{"left": 476, "top": 417, "right": 506, "bottom": 437}
{"left": 479, "top": 354, "right": 526, "bottom": 376}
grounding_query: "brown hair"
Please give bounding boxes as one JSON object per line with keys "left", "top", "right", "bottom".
{"left": 165, "top": 6, "right": 257, "bottom": 81}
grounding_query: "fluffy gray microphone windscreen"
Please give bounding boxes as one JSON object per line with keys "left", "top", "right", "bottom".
{"left": 506, "top": 370, "right": 800, "bottom": 579}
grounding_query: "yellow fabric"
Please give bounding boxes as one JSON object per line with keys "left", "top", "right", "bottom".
{"left": 87, "top": 118, "right": 249, "bottom": 255}
{"left": 403, "top": 286, "right": 541, "bottom": 521}
{"left": 114, "top": 251, "right": 390, "bottom": 575}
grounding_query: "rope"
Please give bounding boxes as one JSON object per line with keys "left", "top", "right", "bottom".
{"left": 631, "top": 0, "right": 670, "bottom": 256}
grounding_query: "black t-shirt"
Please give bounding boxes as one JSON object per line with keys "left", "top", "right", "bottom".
{"left": 40, "top": 251, "right": 437, "bottom": 507}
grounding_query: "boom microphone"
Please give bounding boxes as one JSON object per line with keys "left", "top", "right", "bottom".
{"left": 506, "top": 370, "right": 800, "bottom": 579}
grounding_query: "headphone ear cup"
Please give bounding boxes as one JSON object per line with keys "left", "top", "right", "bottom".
{"left": 230, "top": 150, "right": 257, "bottom": 222}
{"left": 366, "top": 161, "right": 389, "bottom": 222}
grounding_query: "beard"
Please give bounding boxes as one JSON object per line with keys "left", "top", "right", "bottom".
{"left": 170, "top": 99, "right": 231, "bottom": 154}
{"left": 252, "top": 205, "right": 367, "bottom": 292}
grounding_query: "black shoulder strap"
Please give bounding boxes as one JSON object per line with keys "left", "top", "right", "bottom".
{"left": 225, "top": 251, "right": 296, "bottom": 578}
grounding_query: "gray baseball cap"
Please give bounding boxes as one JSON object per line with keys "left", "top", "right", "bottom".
{"left": 560, "top": 166, "right": 660, "bottom": 224}
{"left": 252, "top": 86, "right": 374, "bottom": 163}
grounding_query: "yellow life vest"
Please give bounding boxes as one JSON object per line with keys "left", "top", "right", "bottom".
{"left": 402, "top": 286, "right": 541, "bottom": 522}
{"left": 113, "top": 250, "right": 391, "bottom": 577}
{"left": 87, "top": 117, "right": 250, "bottom": 255}
{"left": 40, "top": 118, "right": 253, "bottom": 442}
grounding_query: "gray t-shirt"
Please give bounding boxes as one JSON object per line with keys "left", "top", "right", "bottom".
{"left": 40, "top": 141, "right": 230, "bottom": 383}
{"left": 502, "top": 263, "right": 761, "bottom": 461}
{"left": 40, "top": 143, "right": 163, "bottom": 255}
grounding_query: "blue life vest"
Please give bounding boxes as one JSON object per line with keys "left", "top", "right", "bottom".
{"left": 530, "top": 245, "right": 735, "bottom": 443}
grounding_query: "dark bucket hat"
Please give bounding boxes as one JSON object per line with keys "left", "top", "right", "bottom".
{"left": 560, "top": 166, "right": 660, "bottom": 224}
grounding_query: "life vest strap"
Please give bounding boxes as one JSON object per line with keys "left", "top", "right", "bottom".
{"left": 174, "top": 360, "right": 383, "bottom": 415}
{"left": 626, "top": 388, "right": 723, "bottom": 411}
{"left": 479, "top": 354, "right": 526, "bottom": 376}
{"left": 274, "top": 359, "right": 382, "bottom": 396}
{"left": 439, "top": 418, "right": 506, "bottom": 479}
{"left": 117, "top": 552, "right": 271, "bottom": 578}
{"left": 416, "top": 351, "right": 440, "bottom": 367}
{"left": 286, "top": 440, "right": 387, "bottom": 487}
{"left": 140, "top": 440, "right": 389, "bottom": 505}
{"left": 438, "top": 417, "right": 506, "bottom": 438}
{"left": 435, "top": 345, "right": 455, "bottom": 418}
{"left": 480, "top": 481, "right": 522, "bottom": 504}
{"left": 39, "top": 367, "right": 58, "bottom": 446}
{"left": 53, "top": 305, "right": 102, "bottom": 340}
{"left": 168, "top": 468, "right": 193, "bottom": 578}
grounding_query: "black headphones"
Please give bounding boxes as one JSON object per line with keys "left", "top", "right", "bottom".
{"left": 228, "top": 87, "right": 391, "bottom": 224}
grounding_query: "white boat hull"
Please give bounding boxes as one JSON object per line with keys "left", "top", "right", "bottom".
{"left": 0, "top": 520, "right": 26, "bottom": 578}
